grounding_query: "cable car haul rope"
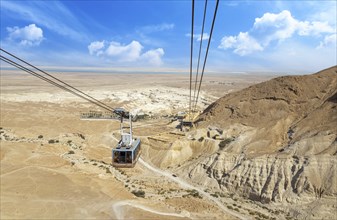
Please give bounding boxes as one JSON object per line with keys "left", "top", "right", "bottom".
{"left": 0, "top": 48, "right": 140, "bottom": 167}
{"left": 187, "top": 0, "right": 219, "bottom": 122}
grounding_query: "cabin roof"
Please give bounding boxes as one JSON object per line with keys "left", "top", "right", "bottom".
{"left": 113, "top": 138, "right": 140, "bottom": 151}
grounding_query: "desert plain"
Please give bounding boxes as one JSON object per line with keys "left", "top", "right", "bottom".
{"left": 1, "top": 67, "right": 336, "bottom": 220}
{"left": 0, "top": 69, "right": 277, "bottom": 219}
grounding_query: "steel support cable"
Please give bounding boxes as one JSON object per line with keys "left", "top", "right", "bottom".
{"left": 188, "top": 0, "right": 195, "bottom": 121}
{"left": 192, "top": 0, "right": 208, "bottom": 111}
{"left": 193, "top": 0, "right": 219, "bottom": 112}
{"left": 0, "top": 56, "right": 114, "bottom": 112}
{"left": 0, "top": 48, "right": 114, "bottom": 112}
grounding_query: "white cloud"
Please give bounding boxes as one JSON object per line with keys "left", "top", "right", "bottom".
{"left": 7, "top": 24, "right": 43, "bottom": 46}
{"left": 88, "top": 40, "right": 164, "bottom": 66}
{"left": 1, "top": 1, "right": 88, "bottom": 41}
{"left": 219, "top": 32, "right": 263, "bottom": 56}
{"left": 297, "top": 21, "right": 334, "bottom": 36}
{"left": 88, "top": 41, "right": 105, "bottom": 55}
{"left": 138, "top": 23, "right": 175, "bottom": 33}
{"left": 219, "top": 10, "right": 336, "bottom": 55}
{"left": 317, "top": 34, "right": 337, "bottom": 49}
{"left": 106, "top": 41, "right": 143, "bottom": 62}
{"left": 141, "top": 48, "right": 164, "bottom": 66}
{"left": 253, "top": 10, "right": 298, "bottom": 44}
{"left": 186, "top": 33, "right": 210, "bottom": 41}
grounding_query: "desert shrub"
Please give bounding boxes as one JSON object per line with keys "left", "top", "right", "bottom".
{"left": 210, "top": 193, "right": 218, "bottom": 198}
{"left": 71, "top": 162, "right": 75, "bottom": 166}
{"left": 198, "top": 136, "right": 204, "bottom": 142}
{"left": 38, "top": 135, "right": 43, "bottom": 139}
{"left": 68, "top": 150, "right": 75, "bottom": 154}
{"left": 92, "top": 163, "right": 97, "bottom": 166}
{"left": 273, "top": 210, "right": 280, "bottom": 215}
{"left": 106, "top": 168, "right": 111, "bottom": 174}
{"left": 187, "top": 189, "right": 202, "bottom": 199}
{"left": 48, "top": 139, "right": 55, "bottom": 144}
{"left": 132, "top": 190, "right": 145, "bottom": 198}
{"left": 219, "top": 138, "right": 234, "bottom": 149}
{"left": 227, "top": 205, "right": 233, "bottom": 210}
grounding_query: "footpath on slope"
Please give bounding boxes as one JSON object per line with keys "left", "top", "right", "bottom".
{"left": 138, "top": 158, "right": 250, "bottom": 220}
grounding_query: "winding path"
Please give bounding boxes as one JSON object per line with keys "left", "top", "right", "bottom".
{"left": 112, "top": 200, "right": 188, "bottom": 219}
{"left": 138, "top": 158, "right": 250, "bottom": 220}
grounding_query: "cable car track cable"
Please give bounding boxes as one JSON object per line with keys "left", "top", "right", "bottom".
{"left": 193, "top": 0, "right": 219, "bottom": 112}
{"left": 188, "top": 0, "right": 195, "bottom": 121}
{"left": 192, "top": 0, "right": 208, "bottom": 112}
{"left": 0, "top": 48, "right": 114, "bottom": 112}
{"left": 0, "top": 55, "right": 114, "bottom": 112}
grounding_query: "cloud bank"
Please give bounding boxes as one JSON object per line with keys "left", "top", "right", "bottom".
{"left": 219, "top": 10, "right": 335, "bottom": 56}
{"left": 88, "top": 40, "right": 164, "bottom": 66}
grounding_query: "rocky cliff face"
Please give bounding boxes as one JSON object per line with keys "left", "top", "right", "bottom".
{"left": 177, "top": 66, "right": 337, "bottom": 218}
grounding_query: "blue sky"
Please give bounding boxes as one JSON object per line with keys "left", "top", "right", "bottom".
{"left": 1, "top": 0, "right": 336, "bottom": 73}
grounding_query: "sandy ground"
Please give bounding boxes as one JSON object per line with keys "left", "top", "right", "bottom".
{"left": 0, "top": 70, "right": 274, "bottom": 219}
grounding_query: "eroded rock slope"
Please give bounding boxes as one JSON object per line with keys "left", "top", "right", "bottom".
{"left": 180, "top": 66, "right": 337, "bottom": 215}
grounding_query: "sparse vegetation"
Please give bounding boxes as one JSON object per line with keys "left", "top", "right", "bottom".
{"left": 38, "top": 135, "right": 43, "bottom": 139}
{"left": 186, "top": 189, "right": 202, "bottom": 199}
{"left": 132, "top": 190, "right": 145, "bottom": 198}
{"left": 106, "top": 168, "right": 111, "bottom": 174}
{"left": 48, "top": 139, "right": 56, "bottom": 144}
{"left": 210, "top": 193, "right": 218, "bottom": 198}
{"left": 68, "top": 150, "right": 75, "bottom": 154}
{"left": 219, "top": 137, "right": 234, "bottom": 149}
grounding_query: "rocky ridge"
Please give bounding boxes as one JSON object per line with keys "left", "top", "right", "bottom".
{"left": 176, "top": 66, "right": 337, "bottom": 219}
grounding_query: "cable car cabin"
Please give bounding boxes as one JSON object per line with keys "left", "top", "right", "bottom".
{"left": 112, "top": 134, "right": 141, "bottom": 168}
{"left": 112, "top": 108, "right": 141, "bottom": 168}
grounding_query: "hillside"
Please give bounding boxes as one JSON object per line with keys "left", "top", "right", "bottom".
{"left": 175, "top": 66, "right": 337, "bottom": 219}
{"left": 197, "top": 66, "right": 337, "bottom": 154}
